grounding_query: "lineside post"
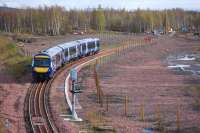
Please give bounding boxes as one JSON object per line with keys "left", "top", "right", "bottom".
{"left": 176, "top": 105, "right": 181, "bottom": 132}
{"left": 94, "top": 61, "right": 101, "bottom": 104}
{"left": 106, "top": 95, "right": 109, "bottom": 111}
{"left": 124, "top": 96, "right": 128, "bottom": 117}
{"left": 140, "top": 101, "right": 145, "bottom": 121}
{"left": 155, "top": 104, "right": 161, "bottom": 130}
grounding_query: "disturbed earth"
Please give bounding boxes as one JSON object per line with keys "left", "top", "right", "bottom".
{"left": 0, "top": 33, "right": 200, "bottom": 133}
{"left": 0, "top": 32, "right": 145, "bottom": 133}
{"left": 76, "top": 35, "right": 200, "bottom": 133}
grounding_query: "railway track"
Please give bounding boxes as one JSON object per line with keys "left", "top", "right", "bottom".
{"left": 24, "top": 80, "right": 58, "bottom": 133}
{"left": 23, "top": 39, "right": 151, "bottom": 133}
{"left": 24, "top": 51, "right": 107, "bottom": 133}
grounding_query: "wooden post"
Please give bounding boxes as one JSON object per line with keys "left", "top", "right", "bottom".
{"left": 123, "top": 45, "right": 125, "bottom": 55}
{"left": 176, "top": 105, "right": 181, "bottom": 132}
{"left": 140, "top": 101, "right": 144, "bottom": 121}
{"left": 100, "top": 88, "right": 104, "bottom": 107}
{"left": 94, "top": 63, "right": 100, "bottom": 103}
{"left": 124, "top": 96, "right": 128, "bottom": 116}
{"left": 99, "top": 57, "right": 101, "bottom": 65}
{"left": 106, "top": 95, "right": 109, "bottom": 112}
{"left": 102, "top": 56, "right": 104, "bottom": 65}
{"left": 155, "top": 104, "right": 161, "bottom": 130}
{"left": 156, "top": 104, "right": 161, "bottom": 122}
{"left": 94, "top": 62, "right": 104, "bottom": 107}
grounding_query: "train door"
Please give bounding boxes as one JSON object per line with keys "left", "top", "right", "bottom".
{"left": 82, "top": 43, "right": 87, "bottom": 55}
{"left": 51, "top": 56, "right": 56, "bottom": 70}
{"left": 61, "top": 49, "right": 65, "bottom": 65}
{"left": 77, "top": 45, "right": 81, "bottom": 57}
{"left": 55, "top": 53, "right": 61, "bottom": 68}
{"left": 64, "top": 49, "right": 69, "bottom": 62}
{"left": 69, "top": 46, "right": 76, "bottom": 60}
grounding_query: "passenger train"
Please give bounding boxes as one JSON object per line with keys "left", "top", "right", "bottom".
{"left": 32, "top": 38, "right": 100, "bottom": 79}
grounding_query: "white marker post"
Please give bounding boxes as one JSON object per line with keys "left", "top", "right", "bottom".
{"left": 69, "top": 68, "right": 82, "bottom": 121}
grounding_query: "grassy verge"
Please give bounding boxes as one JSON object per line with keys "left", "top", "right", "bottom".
{"left": 184, "top": 86, "right": 200, "bottom": 111}
{"left": 0, "top": 36, "right": 31, "bottom": 80}
{"left": 0, "top": 119, "right": 5, "bottom": 133}
{"left": 101, "top": 43, "right": 121, "bottom": 50}
{"left": 82, "top": 112, "right": 115, "bottom": 133}
{"left": 190, "top": 86, "right": 200, "bottom": 110}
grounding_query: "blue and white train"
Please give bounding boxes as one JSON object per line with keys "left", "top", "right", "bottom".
{"left": 32, "top": 38, "right": 100, "bottom": 79}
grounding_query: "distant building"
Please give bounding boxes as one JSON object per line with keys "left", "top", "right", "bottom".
{"left": 181, "top": 26, "right": 188, "bottom": 32}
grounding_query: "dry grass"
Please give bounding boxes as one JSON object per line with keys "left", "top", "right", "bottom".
{"left": 85, "top": 112, "right": 115, "bottom": 133}
{"left": 184, "top": 85, "right": 200, "bottom": 111}
{"left": 190, "top": 86, "right": 200, "bottom": 110}
{"left": 0, "top": 119, "right": 6, "bottom": 133}
{"left": 0, "top": 36, "right": 31, "bottom": 79}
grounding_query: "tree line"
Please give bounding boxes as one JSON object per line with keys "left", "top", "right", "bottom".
{"left": 0, "top": 5, "right": 200, "bottom": 35}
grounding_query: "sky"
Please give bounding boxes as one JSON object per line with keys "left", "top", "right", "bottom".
{"left": 0, "top": 0, "right": 200, "bottom": 10}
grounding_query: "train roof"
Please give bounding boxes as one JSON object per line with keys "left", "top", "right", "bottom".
{"left": 77, "top": 38, "right": 99, "bottom": 43}
{"left": 42, "top": 46, "right": 62, "bottom": 57}
{"left": 58, "top": 41, "right": 79, "bottom": 49}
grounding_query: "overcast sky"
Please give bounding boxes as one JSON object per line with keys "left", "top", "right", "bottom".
{"left": 0, "top": 0, "right": 200, "bottom": 10}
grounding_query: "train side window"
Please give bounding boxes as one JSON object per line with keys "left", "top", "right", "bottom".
{"left": 65, "top": 49, "right": 69, "bottom": 56}
{"left": 88, "top": 41, "right": 95, "bottom": 49}
{"left": 52, "top": 57, "right": 56, "bottom": 66}
{"left": 69, "top": 46, "right": 76, "bottom": 55}
{"left": 77, "top": 45, "right": 81, "bottom": 52}
{"left": 82, "top": 43, "right": 86, "bottom": 51}
{"left": 55, "top": 54, "right": 61, "bottom": 64}
{"left": 97, "top": 41, "right": 100, "bottom": 47}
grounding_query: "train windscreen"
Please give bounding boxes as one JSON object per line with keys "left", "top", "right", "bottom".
{"left": 34, "top": 58, "right": 50, "bottom": 67}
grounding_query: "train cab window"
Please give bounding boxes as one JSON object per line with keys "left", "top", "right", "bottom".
{"left": 34, "top": 58, "right": 50, "bottom": 67}
{"left": 82, "top": 43, "right": 86, "bottom": 51}
{"left": 88, "top": 41, "right": 95, "bottom": 49}
{"left": 69, "top": 46, "right": 76, "bottom": 55}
